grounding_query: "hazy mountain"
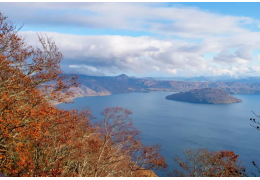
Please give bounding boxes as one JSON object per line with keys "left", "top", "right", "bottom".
{"left": 63, "top": 74, "right": 260, "bottom": 101}
{"left": 143, "top": 76, "right": 260, "bottom": 83}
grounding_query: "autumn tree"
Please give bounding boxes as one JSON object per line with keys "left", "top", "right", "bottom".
{"left": 42, "top": 107, "right": 167, "bottom": 177}
{"left": 30, "top": 107, "right": 167, "bottom": 177}
{"left": 0, "top": 12, "right": 167, "bottom": 177}
{"left": 0, "top": 12, "right": 79, "bottom": 103}
{"left": 0, "top": 10, "right": 81, "bottom": 176}
{"left": 169, "top": 148, "right": 246, "bottom": 177}
{"left": 92, "top": 107, "right": 167, "bottom": 177}
{"left": 0, "top": 11, "right": 86, "bottom": 176}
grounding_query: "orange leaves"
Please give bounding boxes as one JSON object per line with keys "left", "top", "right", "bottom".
{"left": 2, "top": 94, "right": 8, "bottom": 99}
{"left": 90, "top": 107, "right": 167, "bottom": 177}
{"left": 218, "top": 150, "right": 239, "bottom": 163}
{"left": 170, "top": 148, "right": 246, "bottom": 177}
{"left": 179, "top": 163, "right": 188, "bottom": 170}
{"left": 0, "top": 11, "right": 167, "bottom": 177}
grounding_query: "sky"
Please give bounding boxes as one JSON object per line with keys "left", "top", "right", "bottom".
{"left": 2, "top": 2, "right": 260, "bottom": 78}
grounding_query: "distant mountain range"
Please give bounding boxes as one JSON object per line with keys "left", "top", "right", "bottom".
{"left": 62, "top": 74, "right": 260, "bottom": 102}
{"left": 143, "top": 76, "right": 260, "bottom": 83}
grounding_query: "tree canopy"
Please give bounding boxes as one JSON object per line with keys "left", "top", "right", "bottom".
{"left": 169, "top": 148, "right": 246, "bottom": 177}
{"left": 0, "top": 12, "right": 167, "bottom": 177}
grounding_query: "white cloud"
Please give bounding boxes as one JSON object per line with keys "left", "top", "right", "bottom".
{"left": 213, "top": 50, "right": 249, "bottom": 64}
{"left": 252, "top": 66, "right": 260, "bottom": 72}
{"left": 20, "top": 31, "right": 260, "bottom": 77}
{"left": 69, "top": 65, "right": 98, "bottom": 72}
{"left": 208, "top": 66, "right": 250, "bottom": 77}
{"left": 0, "top": 2, "right": 256, "bottom": 38}
{"left": 166, "top": 68, "right": 177, "bottom": 75}
{"left": 2, "top": 2, "right": 260, "bottom": 77}
{"left": 21, "top": 31, "right": 210, "bottom": 76}
{"left": 152, "top": 66, "right": 160, "bottom": 71}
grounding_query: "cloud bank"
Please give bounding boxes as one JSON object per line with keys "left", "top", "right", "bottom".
{"left": 1, "top": 2, "right": 255, "bottom": 38}
{"left": 1, "top": 2, "right": 260, "bottom": 77}
{"left": 21, "top": 31, "right": 260, "bottom": 77}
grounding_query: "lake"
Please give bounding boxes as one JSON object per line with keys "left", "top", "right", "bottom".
{"left": 57, "top": 92, "right": 260, "bottom": 177}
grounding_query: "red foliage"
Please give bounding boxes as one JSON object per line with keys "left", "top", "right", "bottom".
{"left": 170, "top": 148, "right": 246, "bottom": 177}
{"left": 0, "top": 12, "right": 166, "bottom": 177}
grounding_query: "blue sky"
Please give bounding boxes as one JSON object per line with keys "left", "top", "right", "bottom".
{"left": 2, "top": 2, "right": 260, "bottom": 77}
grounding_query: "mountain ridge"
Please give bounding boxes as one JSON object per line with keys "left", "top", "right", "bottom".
{"left": 55, "top": 74, "right": 260, "bottom": 104}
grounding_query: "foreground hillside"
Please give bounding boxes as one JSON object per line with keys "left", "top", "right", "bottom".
{"left": 0, "top": 13, "right": 168, "bottom": 177}
{"left": 165, "top": 88, "right": 242, "bottom": 104}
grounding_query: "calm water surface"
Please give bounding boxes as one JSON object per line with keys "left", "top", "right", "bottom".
{"left": 57, "top": 92, "right": 260, "bottom": 176}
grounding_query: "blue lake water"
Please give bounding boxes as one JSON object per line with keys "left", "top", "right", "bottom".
{"left": 57, "top": 92, "right": 260, "bottom": 177}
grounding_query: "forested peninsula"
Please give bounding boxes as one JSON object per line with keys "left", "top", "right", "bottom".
{"left": 165, "top": 88, "right": 242, "bottom": 104}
